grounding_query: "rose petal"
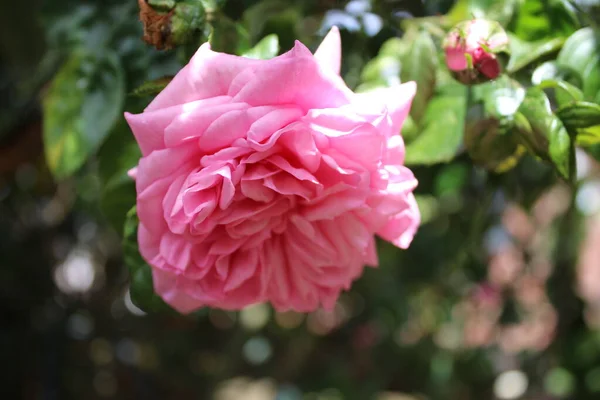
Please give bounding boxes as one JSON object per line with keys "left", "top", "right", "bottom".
{"left": 146, "top": 43, "right": 262, "bottom": 112}
{"left": 314, "top": 26, "right": 342, "bottom": 75}
{"left": 233, "top": 41, "right": 353, "bottom": 111}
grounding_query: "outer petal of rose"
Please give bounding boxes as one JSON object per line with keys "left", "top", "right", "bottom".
{"left": 125, "top": 105, "right": 184, "bottom": 156}
{"left": 125, "top": 96, "right": 241, "bottom": 157}
{"left": 145, "top": 43, "right": 262, "bottom": 112}
{"left": 144, "top": 40, "right": 330, "bottom": 113}
{"left": 135, "top": 144, "right": 198, "bottom": 195}
{"left": 152, "top": 268, "right": 205, "bottom": 314}
{"left": 163, "top": 97, "right": 241, "bottom": 147}
{"left": 305, "top": 110, "right": 384, "bottom": 169}
{"left": 377, "top": 192, "right": 421, "bottom": 249}
{"left": 353, "top": 81, "right": 417, "bottom": 137}
{"left": 138, "top": 223, "right": 160, "bottom": 264}
{"left": 314, "top": 26, "right": 341, "bottom": 75}
{"left": 233, "top": 41, "right": 353, "bottom": 111}
{"left": 135, "top": 145, "right": 198, "bottom": 234}
{"left": 364, "top": 236, "right": 378, "bottom": 267}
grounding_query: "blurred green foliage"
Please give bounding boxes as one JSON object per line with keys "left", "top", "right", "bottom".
{"left": 2, "top": 0, "right": 600, "bottom": 399}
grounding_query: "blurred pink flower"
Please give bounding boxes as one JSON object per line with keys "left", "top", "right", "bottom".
{"left": 502, "top": 204, "right": 534, "bottom": 245}
{"left": 488, "top": 244, "right": 524, "bottom": 287}
{"left": 514, "top": 275, "right": 546, "bottom": 307}
{"left": 461, "top": 284, "right": 502, "bottom": 348}
{"left": 532, "top": 184, "right": 571, "bottom": 227}
{"left": 498, "top": 304, "right": 557, "bottom": 353}
{"left": 124, "top": 27, "right": 419, "bottom": 313}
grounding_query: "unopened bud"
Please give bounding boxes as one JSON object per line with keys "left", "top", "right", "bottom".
{"left": 443, "top": 19, "right": 509, "bottom": 85}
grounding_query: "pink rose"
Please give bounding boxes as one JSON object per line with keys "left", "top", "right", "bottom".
{"left": 124, "top": 27, "right": 419, "bottom": 313}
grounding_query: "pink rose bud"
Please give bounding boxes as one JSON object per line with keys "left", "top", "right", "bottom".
{"left": 124, "top": 27, "right": 420, "bottom": 314}
{"left": 443, "top": 19, "right": 509, "bottom": 85}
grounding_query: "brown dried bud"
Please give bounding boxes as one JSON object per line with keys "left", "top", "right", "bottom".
{"left": 137, "top": 0, "right": 208, "bottom": 51}
{"left": 138, "top": 0, "right": 175, "bottom": 50}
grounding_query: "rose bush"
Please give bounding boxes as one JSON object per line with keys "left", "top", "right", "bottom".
{"left": 124, "top": 27, "right": 419, "bottom": 313}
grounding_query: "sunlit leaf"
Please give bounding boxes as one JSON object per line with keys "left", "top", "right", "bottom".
{"left": 506, "top": 35, "right": 565, "bottom": 73}
{"left": 556, "top": 101, "right": 600, "bottom": 146}
{"left": 511, "top": 0, "right": 578, "bottom": 41}
{"left": 400, "top": 28, "right": 437, "bottom": 122}
{"left": 517, "top": 87, "right": 573, "bottom": 179}
{"left": 242, "top": 34, "right": 279, "bottom": 59}
{"left": 415, "top": 195, "right": 440, "bottom": 226}
{"left": 531, "top": 61, "right": 582, "bottom": 86}
{"left": 557, "top": 27, "right": 600, "bottom": 101}
{"left": 379, "top": 37, "right": 410, "bottom": 58}
{"left": 401, "top": 115, "right": 419, "bottom": 143}
{"left": 575, "top": 125, "right": 600, "bottom": 147}
{"left": 210, "top": 16, "right": 251, "bottom": 55}
{"left": 405, "top": 84, "right": 466, "bottom": 165}
{"left": 464, "top": 78, "right": 526, "bottom": 172}
{"left": 536, "top": 79, "right": 584, "bottom": 107}
{"left": 556, "top": 101, "right": 600, "bottom": 128}
{"left": 447, "top": 0, "right": 518, "bottom": 27}
{"left": 360, "top": 55, "right": 401, "bottom": 86}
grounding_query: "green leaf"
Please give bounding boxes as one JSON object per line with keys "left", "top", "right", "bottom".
{"left": 506, "top": 35, "right": 565, "bottom": 73}
{"left": 43, "top": 50, "right": 125, "bottom": 179}
{"left": 557, "top": 28, "right": 600, "bottom": 101}
{"left": 405, "top": 84, "right": 467, "bottom": 166}
{"left": 242, "top": 34, "right": 279, "bottom": 59}
{"left": 400, "top": 28, "right": 437, "bottom": 122}
{"left": 130, "top": 76, "right": 173, "bottom": 98}
{"left": 97, "top": 118, "right": 141, "bottom": 230}
{"left": 531, "top": 61, "right": 582, "bottom": 87}
{"left": 556, "top": 102, "right": 600, "bottom": 128}
{"left": 510, "top": 0, "right": 578, "bottom": 41}
{"left": 199, "top": 0, "right": 226, "bottom": 11}
{"left": 123, "top": 207, "right": 173, "bottom": 313}
{"left": 379, "top": 37, "right": 410, "bottom": 58}
{"left": 360, "top": 55, "right": 401, "bottom": 86}
{"left": 536, "top": 79, "right": 584, "bottom": 107}
{"left": 354, "top": 81, "right": 387, "bottom": 94}
{"left": 556, "top": 102, "right": 600, "bottom": 146}
{"left": 241, "top": 0, "right": 301, "bottom": 51}
{"left": 517, "top": 87, "right": 573, "bottom": 179}
{"left": 401, "top": 115, "right": 419, "bottom": 144}
{"left": 447, "top": 0, "right": 518, "bottom": 27}
{"left": 170, "top": 0, "right": 209, "bottom": 47}
{"left": 148, "top": 0, "right": 176, "bottom": 11}
{"left": 209, "top": 16, "right": 251, "bottom": 55}
{"left": 464, "top": 78, "right": 526, "bottom": 172}
{"left": 575, "top": 125, "right": 600, "bottom": 147}
{"left": 415, "top": 195, "right": 440, "bottom": 226}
